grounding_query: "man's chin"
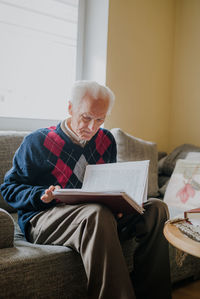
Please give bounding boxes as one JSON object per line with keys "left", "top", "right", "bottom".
{"left": 80, "top": 135, "right": 93, "bottom": 141}
{"left": 79, "top": 132, "right": 95, "bottom": 141}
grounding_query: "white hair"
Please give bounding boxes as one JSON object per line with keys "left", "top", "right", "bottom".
{"left": 70, "top": 80, "right": 115, "bottom": 115}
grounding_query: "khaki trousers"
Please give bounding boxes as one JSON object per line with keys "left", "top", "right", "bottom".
{"left": 28, "top": 199, "right": 171, "bottom": 299}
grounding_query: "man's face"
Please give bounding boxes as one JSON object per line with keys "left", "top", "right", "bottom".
{"left": 68, "top": 94, "right": 109, "bottom": 141}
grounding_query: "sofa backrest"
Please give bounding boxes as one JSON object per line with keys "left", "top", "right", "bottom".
{"left": 0, "top": 131, "right": 29, "bottom": 212}
{"left": 111, "top": 128, "right": 159, "bottom": 198}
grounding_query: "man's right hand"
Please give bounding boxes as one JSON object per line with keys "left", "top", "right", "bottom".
{"left": 41, "top": 185, "right": 61, "bottom": 203}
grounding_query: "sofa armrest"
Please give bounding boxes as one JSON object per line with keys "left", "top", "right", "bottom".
{"left": 0, "top": 208, "right": 14, "bottom": 248}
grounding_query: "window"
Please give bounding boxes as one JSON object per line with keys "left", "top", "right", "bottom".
{"left": 0, "top": 0, "right": 109, "bottom": 131}
{"left": 0, "top": 0, "right": 81, "bottom": 122}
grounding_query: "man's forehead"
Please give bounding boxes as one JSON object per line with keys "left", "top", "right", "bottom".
{"left": 79, "top": 94, "right": 108, "bottom": 108}
{"left": 81, "top": 112, "right": 105, "bottom": 119}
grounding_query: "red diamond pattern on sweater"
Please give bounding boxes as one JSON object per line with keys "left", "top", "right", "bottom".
{"left": 97, "top": 157, "right": 105, "bottom": 164}
{"left": 95, "top": 130, "right": 111, "bottom": 156}
{"left": 52, "top": 158, "right": 73, "bottom": 188}
{"left": 44, "top": 131, "right": 65, "bottom": 157}
{"left": 48, "top": 126, "right": 57, "bottom": 130}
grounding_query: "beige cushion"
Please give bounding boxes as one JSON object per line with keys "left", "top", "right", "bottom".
{"left": 111, "top": 128, "right": 159, "bottom": 197}
{"left": 0, "top": 208, "right": 14, "bottom": 248}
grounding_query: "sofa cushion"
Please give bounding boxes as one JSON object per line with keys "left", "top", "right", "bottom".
{"left": 111, "top": 128, "right": 159, "bottom": 197}
{"left": 0, "top": 211, "right": 135, "bottom": 299}
{"left": 0, "top": 238, "right": 88, "bottom": 299}
{"left": 0, "top": 208, "right": 14, "bottom": 248}
{"left": 160, "top": 143, "right": 200, "bottom": 177}
{"left": 0, "top": 131, "right": 29, "bottom": 212}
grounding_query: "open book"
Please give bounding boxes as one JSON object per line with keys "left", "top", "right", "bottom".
{"left": 52, "top": 160, "right": 149, "bottom": 215}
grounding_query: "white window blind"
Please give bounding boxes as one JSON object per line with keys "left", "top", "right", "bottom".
{"left": 0, "top": 0, "right": 80, "bottom": 121}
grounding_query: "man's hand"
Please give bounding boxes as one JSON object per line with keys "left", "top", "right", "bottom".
{"left": 41, "top": 185, "right": 61, "bottom": 203}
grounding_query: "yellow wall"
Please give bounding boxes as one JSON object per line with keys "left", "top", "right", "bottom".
{"left": 105, "top": 0, "right": 175, "bottom": 152}
{"left": 169, "top": 0, "right": 200, "bottom": 151}
{"left": 105, "top": 0, "right": 200, "bottom": 152}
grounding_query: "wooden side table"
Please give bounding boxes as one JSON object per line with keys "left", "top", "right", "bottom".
{"left": 164, "top": 221, "right": 200, "bottom": 258}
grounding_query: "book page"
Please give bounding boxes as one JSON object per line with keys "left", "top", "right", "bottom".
{"left": 82, "top": 160, "right": 149, "bottom": 205}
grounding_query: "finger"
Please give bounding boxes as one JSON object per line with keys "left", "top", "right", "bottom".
{"left": 41, "top": 195, "right": 48, "bottom": 202}
{"left": 42, "top": 196, "right": 51, "bottom": 203}
{"left": 49, "top": 185, "right": 55, "bottom": 191}
{"left": 41, "top": 192, "right": 50, "bottom": 202}
{"left": 46, "top": 189, "right": 53, "bottom": 196}
{"left": 55, "top": 185, "right": 61, "bottom": 190}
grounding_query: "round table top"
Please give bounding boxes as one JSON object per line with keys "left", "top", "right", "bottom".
{"left": 163, "top": 222, "right": 200, "bottom": 258}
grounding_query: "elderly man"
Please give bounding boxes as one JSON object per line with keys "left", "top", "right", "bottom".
{"left": 1, "top": 81, "right": 171, "bottom": 299}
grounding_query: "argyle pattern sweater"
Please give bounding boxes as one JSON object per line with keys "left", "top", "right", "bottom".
{"left": 0, "top": 123, "right": 116, "bottom": 237}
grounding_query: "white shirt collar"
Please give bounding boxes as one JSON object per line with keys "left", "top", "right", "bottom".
{"left": 62, "top": 118, "right": 87, "bottom": 146}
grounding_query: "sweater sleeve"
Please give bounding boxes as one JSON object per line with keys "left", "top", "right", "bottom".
{"left": 0, "top": 133, "right": 56, "bottom": 212}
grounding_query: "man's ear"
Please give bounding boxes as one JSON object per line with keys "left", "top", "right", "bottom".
{"left": 68, "top": 101, "right": 73, "bottom": 116}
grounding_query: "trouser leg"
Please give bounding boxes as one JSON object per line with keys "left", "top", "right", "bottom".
{"left": 28, "top": 203, "right": 135, "bottom": 299}
{"left": 118, "top": 198, "right": 172, "bottom": 299}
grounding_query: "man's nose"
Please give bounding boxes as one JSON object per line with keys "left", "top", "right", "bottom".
{"left": 88, "top": 119, "right": 95, "bottom": 131}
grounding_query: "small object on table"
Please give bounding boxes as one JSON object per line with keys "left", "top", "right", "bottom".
{"left": 164, "top": 220, "right": 200, "bottom": 260}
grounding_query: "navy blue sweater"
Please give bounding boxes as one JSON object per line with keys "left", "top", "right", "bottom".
{"left": 0, "top": 124, "right": 116, "bottom": 238}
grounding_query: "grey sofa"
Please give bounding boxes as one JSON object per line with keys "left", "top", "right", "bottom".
{"left": 0, "top": 130, "right": 200, "bottom": 298}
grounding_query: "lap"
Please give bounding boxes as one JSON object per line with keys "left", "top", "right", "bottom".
{"left": 28, "top": 203, "right": 116, "bottom": 245}
{"left": 28, "top": 199, "right": 168, "bottom": 245}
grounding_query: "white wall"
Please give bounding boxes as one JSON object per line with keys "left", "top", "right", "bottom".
{"left": 81, "top": 0, "right": 109, "bottom": 84}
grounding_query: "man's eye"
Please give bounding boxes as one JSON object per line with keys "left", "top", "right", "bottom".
{"left": 82, "top": 115, "right": 91, "bottom": 121}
